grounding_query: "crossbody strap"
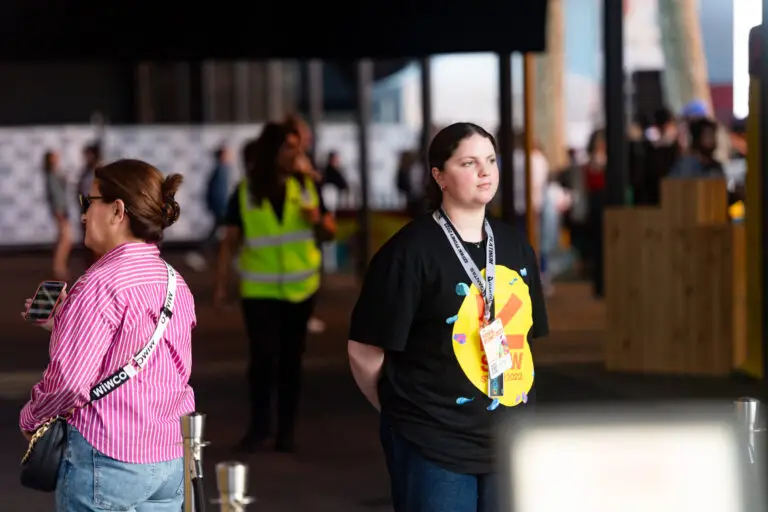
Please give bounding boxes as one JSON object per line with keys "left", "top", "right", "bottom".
{"left": 87, "top": 261, "right": 178, "bottom": 402}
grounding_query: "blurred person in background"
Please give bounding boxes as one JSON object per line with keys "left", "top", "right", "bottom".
{"left": 21, "top": 159, "right": 196, "bottom": 511}
{"left": 284, "top": 114, "right": 313, "bottom": 154}
{"left": 215, "top": 123, "right": 336, "bottom": 453}
{"left": 512, "top": 134, "right": 550, "bottom": 287}
{"left": 667, "top": 117, "right": 746, "bottom": 206}
{"left": 669, "top": 117, "right": 744, "bottom": 207}
{"left": 43, "top": 150, "right": 73, "bottom": 281}
{"left": 77, "top": 143, "right": 103, "bottom": 267}
{"left": 318, "top": 149, "right": 349, "bottom": 213}
{"left": 583, "top": 128, "right": 606, "bottom": 298}
{"left": 76, "top": 143, "right": 102, "bottom": 206}
{"left": 677, "top": 99, "right": 708, "bottom": 150}
{"left": 679, "top": 99, "right": 732, "bottom": 164}
{"left": 284, "top": 114, "right": 326, "bottom": 333}
{"left": 512, "top": 133, "right": 549, "bottom": 230}
{"left": 321, "top": 150, "right": 349, "bottom": 194}
{"left": 540, "top": 173, "right": 572, "bottom": 297}
{"left": 669, "top": 117, "right": 723, "bottom": 179}
{"left": 396, "top": 150, "right": 424, "bottom": 217}
{"left": 558, "top": 148, "right": 589, "bottom": 274}
{"left": 634, "top": 108, "right": 681, "bottom": 205}
{"left": 725, "top": 118, "right": 747, "bottom": 192}
{"left": 185, "top": 145, "right": 233, "bottom": 272}
{"left": 318, "top": 150, "right": 348, "bottom": 273}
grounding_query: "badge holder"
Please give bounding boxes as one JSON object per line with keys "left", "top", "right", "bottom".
{"left": 480, "top": 315, "right": 512, "bottom": 399}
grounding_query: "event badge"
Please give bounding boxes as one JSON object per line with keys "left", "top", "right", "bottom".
{"left": 480, "top": 318, "right": 512, "bottom": 381}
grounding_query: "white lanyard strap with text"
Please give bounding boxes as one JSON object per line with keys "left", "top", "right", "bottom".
{"left": 433, "top": 209, "right": 496, "bottom": 322}
{"left": 88, "top": 261, "right": 177, "bottom": 402}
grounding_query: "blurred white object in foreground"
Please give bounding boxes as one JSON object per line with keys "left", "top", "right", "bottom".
{"left": 501, "top": 402, "right": 756, "bottom": 512}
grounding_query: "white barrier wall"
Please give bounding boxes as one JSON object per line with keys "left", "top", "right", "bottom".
{"left": 0, "top": 123, "right": 418, "bottom": 247}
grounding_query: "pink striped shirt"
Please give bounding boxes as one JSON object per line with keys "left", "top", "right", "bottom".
{"left": 20, "top": 242, "right": 196, "bottom": 463}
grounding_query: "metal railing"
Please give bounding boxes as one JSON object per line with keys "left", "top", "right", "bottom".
{"left": 735, "top": 397, "right": 764, "bottom": 465}
{"left": 212, "top": 461, "right": 254, "bottom": 511}
{"left": 181, "top": 412, "right": 254, "bottom": 511}
{"left": 179, "top": 401, "right": 763, "bottom": 511}
{"left": 181, "top": 413, "right": 210, "bottom": 512}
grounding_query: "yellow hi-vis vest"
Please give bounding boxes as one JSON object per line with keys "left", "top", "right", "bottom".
{"left": 238, "top": 177, "right": 321, "bottom": 302}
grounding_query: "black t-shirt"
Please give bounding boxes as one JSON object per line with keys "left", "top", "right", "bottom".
{"left": 349, "top": 213, "right": 548, "bottom": 475}
{"left": 224, "top": 179, "right": 327, "bottom": 227}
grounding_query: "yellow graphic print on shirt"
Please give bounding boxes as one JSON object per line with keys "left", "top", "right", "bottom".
{"left": 449, "top": 265, "right": 534, "bottom": 408}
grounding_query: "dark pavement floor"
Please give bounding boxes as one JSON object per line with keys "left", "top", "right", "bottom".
{"left": 0, "top": 249, "right": 761, "bottom": 511}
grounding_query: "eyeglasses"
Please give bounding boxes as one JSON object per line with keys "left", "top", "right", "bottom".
{"left": 78, "top": 194, "right": 103, "bottom": 214}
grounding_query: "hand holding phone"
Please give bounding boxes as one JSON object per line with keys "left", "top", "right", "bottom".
{"left": 22, "top": 281, "right": 67, "bottom": 331}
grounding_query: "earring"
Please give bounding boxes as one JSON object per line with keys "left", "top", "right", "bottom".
{"left": 441, "top": 184, "right": 447, "bottom": 191}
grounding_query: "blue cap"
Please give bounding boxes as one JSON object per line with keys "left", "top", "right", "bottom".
{"left": 681, "top": 100, "right": 708, "bottom": 118}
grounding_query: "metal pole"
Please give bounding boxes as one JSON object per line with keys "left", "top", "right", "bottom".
{"left": 201, "top": 61, "right": 217, "bottom": 123}
{"left": 522, "top": 54, "right": 537, "bottom": 252}
{"left": 356, "top": 59, "right": 373, "bottom": 276}
{"left": 603, "top": 0, "right": 628, "bottom": 205}
{"left": 735, "top": 397, "right": 761, "bottom": 464}
{"left": 135, "top": 63, "right": 154, "bottom": 123}
{"left": 188, "top": 61, "right": 205, "bottom": 124}
{"left": 175, "top": 62, "right": 192, "bottom": 123}
{"left": 265, "top": 61, "right": 284, "bottom": 122}
{"left": 760, "top": 4, "right": 768, "bottom": 399}
{"left": 233, "top": 61, "right": 250, "bottom": 123}
{"left": 213, "top": 462, "right": 254, "bottom": 512}
{"left": 181, "top": 412, "right": 209, "bottom": 512}
{"left": 307, "top": 60, "right": 324, "bottom": 159}
{"left": 498, "top": 52, "right": 515, "bottom": 226}
{"left": 420, "top": 56, "right": 433, "bottom": 166}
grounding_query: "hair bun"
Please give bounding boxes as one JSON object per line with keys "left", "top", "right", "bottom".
{"left": 159, "top": 173, "right": 183, "bottom": 228}
{"left": 160, "top": 200, "right": 180, "bottom": 228}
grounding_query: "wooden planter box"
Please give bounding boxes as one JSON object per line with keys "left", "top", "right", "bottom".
{"left": 604, "top": 179, "right": 746, "bottom": 375}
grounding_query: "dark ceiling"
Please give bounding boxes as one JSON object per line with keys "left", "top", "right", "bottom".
{"left": 2, "top": 1, "right": 547, "bottom": 60}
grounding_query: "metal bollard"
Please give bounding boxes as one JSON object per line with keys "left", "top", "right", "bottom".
{"left": 734, "top": 397, "right": 762, "bottom": 464}
{"left": 212, "top": 461, "right": 254, "bottom": 512}
{"left": 181, "top": 413, "right": 210, "bottom": 512}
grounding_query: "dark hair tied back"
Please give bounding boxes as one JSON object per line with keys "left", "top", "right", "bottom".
{"left": 160, "top": 174, "right": 183, "bottom": 228}
{"left": 95, "top": 159, "right": 184, "bottom": 243}
{"left": 424, "top": 122, "right": 497, "bottom": 211}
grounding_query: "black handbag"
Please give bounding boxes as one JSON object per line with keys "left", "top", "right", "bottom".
{"left": 19, "top": 261, "right": 178, "bottom": 492}
{"left": 20, "top": 416, "right": 68, "bottom": 492}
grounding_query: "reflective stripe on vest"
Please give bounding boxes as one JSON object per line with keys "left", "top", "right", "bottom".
{"left": 239, "top": 268, "right": 317, "bottom": 283}
{"left": 238, "top": 177, "right": 321, "bottom": 302}
{"left": 243, "top": 229, "right": 315, "bottom": 249}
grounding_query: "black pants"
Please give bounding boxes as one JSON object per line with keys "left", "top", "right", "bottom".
{"left": 240, "top": 295, "right": 315, "bottom": 440}
{"left": 198, "top": 217, "right": 221, "bottom": 254}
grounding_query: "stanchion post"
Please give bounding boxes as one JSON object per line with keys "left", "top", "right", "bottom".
{"left": 735, "top": 397, "right": 762, "bottom": 465}
{"left": 181, "top": 412, "right": 209, "bottom": 512}
{"left": 212, "top": 461, "right": 254, "bottom": 512}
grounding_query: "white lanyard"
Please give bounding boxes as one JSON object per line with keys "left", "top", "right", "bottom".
{"left": 433, "top": 209, "right": 496, "bottom": 323}
{"left": 88, "top": 261, "right": 177, "bottom": 401}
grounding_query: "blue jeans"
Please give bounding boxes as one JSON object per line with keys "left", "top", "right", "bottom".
{"left": 380, "top": 417, "right": 500, "bottom": 512}
{"left": 56, "top": 426, "right": 184, "bottom": 511}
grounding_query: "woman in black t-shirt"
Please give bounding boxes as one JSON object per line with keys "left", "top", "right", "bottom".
{"left": 348, "top": 123, "right": 548, "bottom": 512}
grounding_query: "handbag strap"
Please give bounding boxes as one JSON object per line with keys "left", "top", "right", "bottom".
{"left": 87, "top": 261, "right": 178, "bottom": 402}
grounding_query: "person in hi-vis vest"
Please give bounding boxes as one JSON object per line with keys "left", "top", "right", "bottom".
{"left": 215, "top": 123, "right": 336, "bottom": 453}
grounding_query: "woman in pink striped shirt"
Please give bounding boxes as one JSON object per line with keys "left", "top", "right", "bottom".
{"left": 20, "top": 159, "right": 197, "bottom": 511}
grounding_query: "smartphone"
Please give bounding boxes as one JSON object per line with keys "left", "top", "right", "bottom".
{"left": 25, "top": 281, "right": 67, "bottom": 323}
